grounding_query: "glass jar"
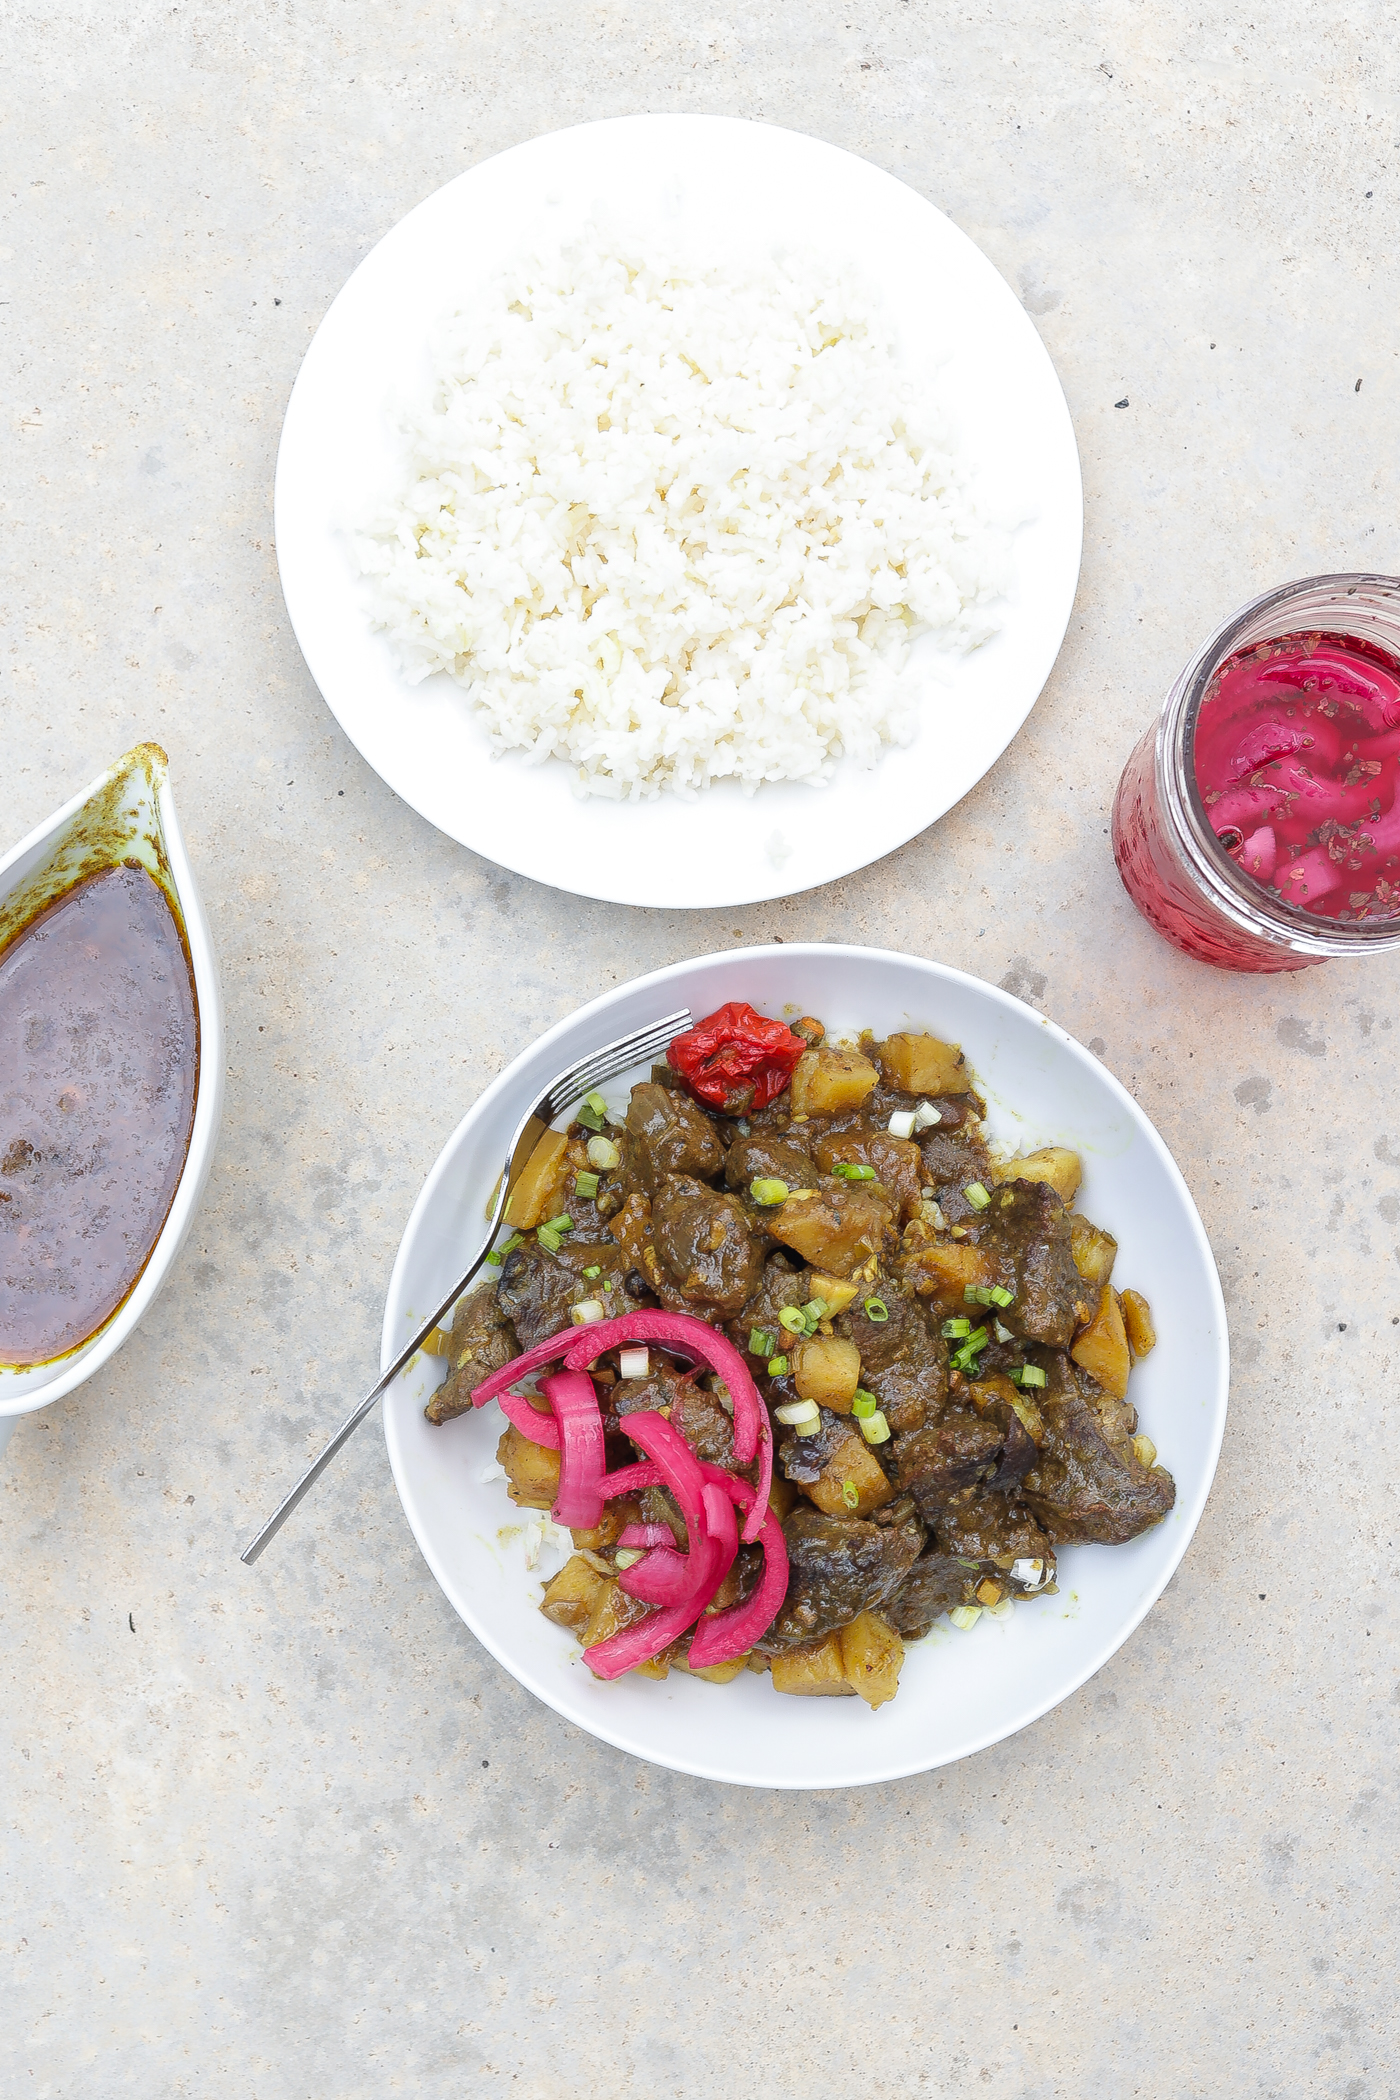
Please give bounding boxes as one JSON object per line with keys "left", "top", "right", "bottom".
{"left": 1111, "top": 573, "right": 1400, "bottom": 971}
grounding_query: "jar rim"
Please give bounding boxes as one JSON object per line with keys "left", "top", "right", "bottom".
{"left": 1158, "top": 573, "right": 1400, "bottom": 957}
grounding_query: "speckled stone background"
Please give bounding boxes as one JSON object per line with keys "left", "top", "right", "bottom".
{"left": 3, "top": 4, "right": 1397, "bottom": 2094}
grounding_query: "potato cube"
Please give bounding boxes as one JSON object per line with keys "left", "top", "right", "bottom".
{"left": 1068, "top": 1211, "right": 1118, "bottom": 1287}
{"left": 767, "top": 1472, "right": 800, "bottom": 1521}
{"left": 504, "top": 1128, "right": 570, "bottom": 1229}
{"left": 806, "top": 1431, "right": 895, "bottom": 1517}
{"left": 768, "top": 1184, "right": 892, "bottom": 1277}
{"left": 809, "top": 1271, "right": 860, "bottom": 1315}
{"left": 837, "top": 1611, "right": 904, "bottom": 1708}
{"left": 792, "top": 1334, "right": 862, "bottom": 1411}
{"left": 771, "top": 1632, "right": 855, "bottom": 1696}
{"left": 580, "top": 1579, "right": 656, "bottom": 1662}
{"left": 1071, "top": 1284, "right": 1131, "bottom": 1400}
{"left": 899, "top": 1237, "right": 998, "bottom": 1305}
{"left": 497, "top": 1423, "right": 561, "bottom": 1509}
{"left": 539, "top": 1554, "right": 608, "bottom": 1631}
{"left": 1121, "top": 1288, "right": 1157, "bottom": 1359}
{"left": 674, "top": 1650, "right": 750, "bottom": 1684}
{"left": 875, "top": 1033, "right": 973, "bottom": 1096}
{"left": 993, "top": 1146, "right": 1083, "bottom": 1204}
{"left": 790, "top": 1045, "right": 880, "bottom": 1117}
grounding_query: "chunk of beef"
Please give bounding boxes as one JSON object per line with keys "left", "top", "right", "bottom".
{"left": 977, "top": 1178, "right": 1093, "bottom": 1347}
{"left": 670, "top": 1380, "right": 736, "bottom": 1468}
{"left": 813, "top": 1119, "right": 925, "bottom": 1221}
{"left": 835, "top": 1278, "right": 947, "bottom": 1434}
{"left": 894, "top": 1406, "right": 1007, "bottom": 1518}
{"left": 727, "top": 1252, "right": 811, "bottom": 1360}
{"left": 650, "top": 1174, "right": 766, "bottom": 1318}
{"left": 918, "top": 1120, "right": 994, "bottom": 1217}
{"left": 1020, "top": 1352, "right": 1176, "bottom": 1545}
{"left": 606, "top": 1356, "right": 695, "bottom": 1433}
{"left": 423, "top": 1283, "right": 516, "bottom": 1424}
{"left": 777, "top": 1404, "right": 856, "bottom": 1486}
{"left": 936, "top": 1496, "right": 1052, "bottom": 1565}
{"left": 621, "top": 1082, "right": 724, "bottom": 1195}
{"left": 884, "top": 1551, "right": 976, "bottom": 1635}
{"left": 724, "top": 1132, "right": 815, "bottom": 1196}
{"left": 496, "top": 1239, "right": 644, "bottom": 1353}
{"left": 759, "top": 1502, "right": 925, "bottom": 1652}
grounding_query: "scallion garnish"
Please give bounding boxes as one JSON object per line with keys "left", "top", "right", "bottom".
{"left": 964, "top": 1283, "right": 1015, "bottom": 1308}
{"left": 582, "top": 1264, "right": 602, "bottom": 1279}
{"left": 851, "top": 1390, "right": 877, "bottom": 1419}
{"left": 964, "top": 1182, "right": 991, "bottom": 1210}
{"left": 537, "top": 1227, "right": 562, "bottom": 1252}
{"left": 778, "top": 1305, "right": 807, "bottom": 1335}
{"left": 750, "top": 1177, "right": 790, "bottom": 1207}
{"left": 841, "top": 1480, "right": 859, "bottom": 1509}
{"left": 950, "top": 1325, "right": 989, "bottom": 1371}
{"left": 859, "top": 1409, "right": 891, "bottom": 1445}
{"left": 1012, "top": 1364, "right": 1047, "bottom": 1389}
{"left": 767, "top": 1354, "right": 790, "bottom": 1377}
{"left": 774, "top": 1398, "right": 820, "bottom": 1429}
{"left": 544, "top": 1214, "right": 573, "bottom": 1234}
{"left": 575, "top": 1171, "right": 600, "bottom": 1199}
{"left": 833, "top": 1161, "right": 877, "bottom": 1181}
{"left": 864, "top": 1297, "right": 889, "bottom": 1323}
{"left": 749, "top": 1328, "right": 776, "bottom": 1358}
{"left": 942, "top": 1317, "right": 972, "bottom": 1339}
{"left": 575, "top": 1102, "right": 604, "bottom": 1133}
{"left": 584, "top": 1091, "right": 608, "bottom": 1118}
{"left": 586, "top": 1134, "right": 620, "bottom": 1170}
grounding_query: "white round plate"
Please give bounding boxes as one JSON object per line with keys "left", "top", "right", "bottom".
{"left": 381, "top": 945, "right": 1227, "bottom": 1789}
{"left": 275, "top": 115, "right": 1082, "bottom": 909}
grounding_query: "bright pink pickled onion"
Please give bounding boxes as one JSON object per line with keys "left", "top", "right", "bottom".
{"left": 612, "top": 1410, "right": 710, "bottom": 1596}
{"left": 585, "top": 1482, "right": 741, "bottom": 1679}
{"left": 541, "top": 1369, "right": 606, "bottom": 1529}
{"left": 471, "top": 1326, "right": 587, "bottom": 1409}
{"left": 1227, "top": 715, "right": 1338, "bottom": 778}
{"left": 497, "top": 1388, "right": 560, "bottom": 1449}
{"left": 1238, "top": 825, "right": 1277, "bottom": 881}
{"left": 619, "top": 1542, "right": 703, "bottom": 1606}
{"left": 1206, "top": 783, "right": 1288, "bottom": 835}
{"left": 616, "top": 1523, "right": 677, "bottom": 1549}
{"left": 1256, "top": 644, "right": 1400, "bottom": 730}
{"left": 689, "top": 1504, "right": 790, "bottom": 1670}
{"left": 582, "top": 1597, "right": 706, "bottom": 1680}
{"left": 600, "top": 1460, "right": 663, "bottom": 1499}
{"left": 1274, "top": 847, "right": 1346, "bottom": 906}
{"left": 563, "top": 1309, "right": 771, "bottom": 1542}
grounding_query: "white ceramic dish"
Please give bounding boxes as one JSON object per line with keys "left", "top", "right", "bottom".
{"left": 0, "top": 745, "right": 224, "bottom": 1459}
{"left": 275, "top": 113, "right": 1082, "bottom": 909}
{"left": 382, "top": 944, "right": 1227, "bottom": 1789}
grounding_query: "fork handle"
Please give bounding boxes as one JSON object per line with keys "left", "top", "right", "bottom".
{"left": 238, "top": 1163, "right": 510, "bottom": 1565}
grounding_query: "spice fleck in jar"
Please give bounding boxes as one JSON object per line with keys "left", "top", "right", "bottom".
{"left": 1112, "top": 574, "right": 1400, "bottom": 971}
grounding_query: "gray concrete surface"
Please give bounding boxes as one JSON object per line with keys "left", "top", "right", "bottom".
{"left": 3, "top": 4, "right": 1398, "bottom": 2094}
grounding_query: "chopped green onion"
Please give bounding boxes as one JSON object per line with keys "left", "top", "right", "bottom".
{"left": 750, "top": 1177, "right": 790, "bottom": 1207}
{"left": 887, "top": 1109, "right": 917, "bottom": 1139}
{"left": 994, "top": 1320, "right": 1015, "bottom": 1344}
{"left": 950, "top": 1325, "right": 989, "bottom": 1370}
{"left": 964, "top": 1283, "right": 1015, "bottom": 1308}
{"left": 913, "top": 1100, "right": 942, "bottom": 1130}
{"left": 586, "top": 1133, "right": 620, "bottom": 1171}
{"left": 774, "top": 1398, "right": 821, "bottom": 1429}
{"left": 1012, "top": 1364, "right": 1047, "bottom": 1389}
{"left": 537, "top": 1227, "right": 562, "bottom": 1253}
{"left": 863, "top": 1297, "right": 889, "bottom": 1323}
{"left": 833, "top": 1161, "right": 877, "bottom": 1181}
{"left": 618, "top": 1347, "right": 649, "bottom": 1379}
{"left": 778, "top": 1305, "right": 807, "bottom": 1335}
{"left": 575, "top": 1171, "right": 600, "bottom": 1200}
{"left": 569, "top": 1299, "right": 605, "bottom": 1325}
{"left": 949, "top": 1605, "right": 982, "bottom": 1630}
{"left": 805, "top": 1297, "right": 829, "bottom": 1325}
{"left": 851, "top": 1390, "right": 877, "bottom": 1419}
{"left": 964, "top": 1182, "right": 991, "bottom": 1210}
{"left": 841, "top": 1480, "right": 859, "bottom": 1510}
{"left": 749, "top": 1328, "right": 776, "bottom": 1358}
{"left": 486, "top": 1231, "right": 523, "bottom": 1266}
{"left": 582, "top": 1264, "right": 602, "bottom": 1279}
{"left": 544, "top": 1214, "right": 573, "bottom": 1234}
{"left": 859, "top": 1409, "right": 891, "bottom": 1445}
{"left": 942, "top": 1317, "right": 973, "bottom": 1339}
{"left": 989, "top": 1285, "right": 1015, "bottom": 1308}
{"left": 767, "top": 1354, "right": 790, "bottom": 1377}
{"left": 575, "top": 1102, "right": 604, "bottom": 1132}
{"left": 614, "top": 1547, "right": 645, "bottom": 1570}
{"left": 584, "top": 1091, "right": 608, "bottom": 1118}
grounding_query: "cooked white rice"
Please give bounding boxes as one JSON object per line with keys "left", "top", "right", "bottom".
{"left": 355, "top": 230, "right": 1007, "bottom": 799}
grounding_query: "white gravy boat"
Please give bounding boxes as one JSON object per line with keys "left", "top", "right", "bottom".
{"left": 0, "top": 744, "right": 224, "bottom": 1455}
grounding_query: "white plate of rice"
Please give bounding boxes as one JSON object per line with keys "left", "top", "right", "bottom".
{"left": 275, "top": 115, "right": 1082, "bottom": 908}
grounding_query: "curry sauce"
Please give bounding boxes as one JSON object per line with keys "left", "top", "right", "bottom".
{"left": 0, "top": 861, "right": 198, "bottom": 1367}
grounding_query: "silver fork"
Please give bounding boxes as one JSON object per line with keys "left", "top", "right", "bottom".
{"left": 239, "top": 1006, "right": 693, "bottom": 1565}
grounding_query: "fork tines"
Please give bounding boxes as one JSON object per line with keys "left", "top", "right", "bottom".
{"left": 543, "top": 1007, "right": 693, "bottom": 1120}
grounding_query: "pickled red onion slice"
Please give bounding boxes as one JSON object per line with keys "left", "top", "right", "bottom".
{"left": 541, "top": 1369, "right": 607, "bottom": 1529}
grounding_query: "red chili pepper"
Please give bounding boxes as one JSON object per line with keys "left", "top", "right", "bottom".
{"left": 666, "top": 1001, "right": 805, "bottom": 1113}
